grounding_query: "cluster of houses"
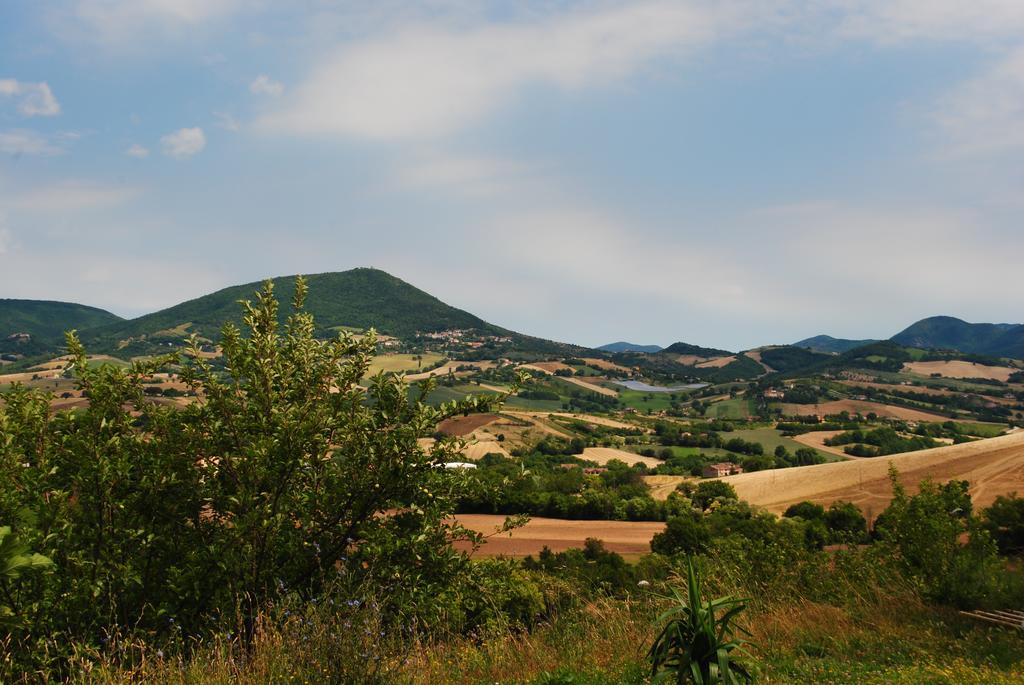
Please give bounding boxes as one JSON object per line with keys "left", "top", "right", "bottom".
{"left": 418, "top": 329, "right": 513, "bottom": 348}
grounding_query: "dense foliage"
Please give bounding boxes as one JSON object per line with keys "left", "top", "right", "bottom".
{"left": 0, "top": 279, "right": 502, "bottom": 677}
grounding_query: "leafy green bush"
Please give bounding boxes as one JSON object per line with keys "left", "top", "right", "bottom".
{"left": 0, "top": 278, "right": 503, "bottom": 676}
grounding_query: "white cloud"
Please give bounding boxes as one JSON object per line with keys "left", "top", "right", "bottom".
{"left": 0, "top": 79, "right": 61, "bottom": 117}
{"left": 258, "top": 1, "right": 740, "bottom": 140}
{"left": 835, "top": 0, "right": 1024, "bottom": 44}
{"left": 929, "top": 46, "right": 1024, "bottom": 156}
{"left": 0, "top": 129, "right": 64, "bottom": 156}
{"left": 394, "top": 153, "right": 534, "bottom": 197}
{"left": 249, "top": 74, "right": 283, "bottom": 97}
{"left": 0, "top": 221, "right": 9, "bottom": 255}
{"left": 125, "top": 143, "right": 150, "bottom": 158}
{"left": 60, "top": 0, "right": 243, "bottom": 48}
{"left": 9, "top": 180, "right": 138, "bottom": 212}
{"left": 160, "top": 127, "right": 206, "bottom": 158}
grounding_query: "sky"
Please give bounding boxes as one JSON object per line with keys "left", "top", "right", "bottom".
{"left": 1, "top": 1, "right": 1023, "bottom": 351}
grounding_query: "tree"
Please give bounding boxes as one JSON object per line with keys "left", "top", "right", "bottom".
{"left": 651, "top": 515, "right": 711, "bottom": 556}
{"left": 875, "top": 467, "right": 1002, "bottom": 608}
{"left": 692, "top": 481, "right": 738, "bottom": 510}
{"left": 783, "top": 501, "right": 825, "bottom": 521}
{"left": 981, "top": 495, "right": 1024, "bottom": 555}
{"left": 0, "top": 278, "right": 507, "bottom": 663}
{"left": 824, "top": 501, "right": 867, "bottom": 541}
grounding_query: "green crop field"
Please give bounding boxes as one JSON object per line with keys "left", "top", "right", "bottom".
{"left": 617, "top": 390, "right": 685, "bottom": 412}
{"left": 704, "top": 397, "right": 754, "bottom": 419}
{"left": 729, "top": 427, "right": 834, "bottom": 461}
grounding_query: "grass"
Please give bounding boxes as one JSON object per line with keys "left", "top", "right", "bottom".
{"left": 617, "top": 390, "right": 684, "bottom": 412}
{"left": 955, "top": 421, "right": 1008, "bottom": 438}
{"left": 76, "top": 557, "right": 1024, "bottom": 685}
{"left": 729, "top": 428, "right": 832, "bottom": 461}
{"left": 705, "top": 397, "right": 754, "bottom": 420}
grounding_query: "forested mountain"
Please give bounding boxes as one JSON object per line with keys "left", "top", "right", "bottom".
{"left": 80, "top": 269, "right": 509, "bottom": 350}
{"left": 793, "top": 335, "right": 880, "bottom": 354}
{"left": 891, "top": 316, "right": 1024, "bottom": 358}
{"left": 662, "top": 341, "right": 733, "bottom": 357}
{"left": 596, "top": 341, "right": 662, "bottom": 353}
{"left": 0, "top": 300, "right": 123, "bottom": 355}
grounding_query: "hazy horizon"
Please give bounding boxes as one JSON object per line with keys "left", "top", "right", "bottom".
{"left": 2, "top": 1, "right": 1023, "bottom": 350}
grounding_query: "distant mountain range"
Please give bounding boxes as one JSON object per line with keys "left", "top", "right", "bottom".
{"left": 3, "top": 275, "right": 1023, "bottom": 363}
{"left": 796, "top": 316, "right": 1024, "bottom": 359}
{"left": 596, "top": 341, "right": 662, "bottom": 353}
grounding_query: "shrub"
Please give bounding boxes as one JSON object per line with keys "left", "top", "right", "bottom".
{"left": 647, "top": 558, "right": 753, "bottom": 684}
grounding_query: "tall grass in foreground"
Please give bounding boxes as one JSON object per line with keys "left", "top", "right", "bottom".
{"left": 68, "top": 543, "right": 1024, "bottom": 685}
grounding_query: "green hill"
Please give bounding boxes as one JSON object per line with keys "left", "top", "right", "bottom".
{"left": 793, "top": 335, "right": 879, "bottom": 354}
{"left": 0, "top": 300, "right": 123, "bottom": 355}
{"left": 891, "top": 316, "right": 1024, "bottom": 359}
{"left": 596, "top": 341, "right": 662, "bottom": 353}
{"left": 662, "top": 341, "right": 733, "bottom": 357}
{"left": 80, "top": 269, "right": 509, "bottom": 351}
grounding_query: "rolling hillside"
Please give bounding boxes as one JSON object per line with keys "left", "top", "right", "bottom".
{"left": 80, "top": 269, "right": 508, "bottom": 350}
{"left": 723, "top": 430, "right": 1024, "bottom": 516}
{"left": 0, "top": 300, "right": 123, "bottom": 355}
{"left": 891, "top": 316, "right": 1024, "bottom": 358}
{"left": 793, "top": 334, "right": 879, "bottom": 354}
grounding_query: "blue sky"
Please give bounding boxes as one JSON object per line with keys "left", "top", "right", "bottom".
{"left": 1, "top": 1, "right": 1023, "bottom": 351}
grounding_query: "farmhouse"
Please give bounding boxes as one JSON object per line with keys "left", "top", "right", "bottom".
{"left": 763, "top": 388, "right": 785, "bottom": 400}
{"left": 583, "top": 467, "right": 608, "bottom": 475}
{"left": 703, "top": 462, "right": 744, "bottom": 478}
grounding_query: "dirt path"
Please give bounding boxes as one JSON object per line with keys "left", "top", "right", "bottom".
{"left": 723, "top": 431, "right": 1024, "bottom": 518}
{"left": 454, "top": 514, "right": 664, "bottom": 556}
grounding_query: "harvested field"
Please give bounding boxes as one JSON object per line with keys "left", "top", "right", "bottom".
{"left": 454, "top": 514, "right": 664, "bottom": 556}
{"left": 791, "top": 430, "right": 854, "bottom": 458}
{"left": 643, "top": 475, "right": 690, "bottom": 500}
{"left": 501, "top": 411, "right": 575, "bottom": 439}
{"left": 461, "top": 440, "right": 510, "bottom": 460}
{"left": 368, "top": 353, "right": 445, "bottom": 375}
{"left": 549, "top": 412, "right": 642, "bottom": 430}
{"left": 745, "top": 349, "right": 776, "bottom": 373}
{"left": 437, "top": 413, "right": 500, "bottom": 436}
{"left": 526, "top": 361, "right": 575, "bottom": 374}
{"left": 839, "top": 380, "right": 955, "bottom": 397}
{"left": 723, "top": 430, "right": 1024, "bottom": 517}
{"left": 903, "top": 360, "right": 1017, "bottom": 382}
{"left": 581, "top": 358, "right": 632, "bottom": 373}
{"left": 581, "top": 447, "right": 662, "bottom": 468}
{"left": 404, "top": 360, "right": 494, "bottom": 382}
{"left": 695, "top": 356, "right": 736, "bottom": 369}
{"left": 560, "top": 376, "right": 618, "bottom": 397}
{"left": 0, "top": 368, "right": 63, "bottom": 384}
{"left": 780, "top": 399, "right": 949, "bottom": 422}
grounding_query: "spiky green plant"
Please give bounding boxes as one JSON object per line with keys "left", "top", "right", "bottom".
{"left": 647, "top": 558, "right": 754, "bottom": 684}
